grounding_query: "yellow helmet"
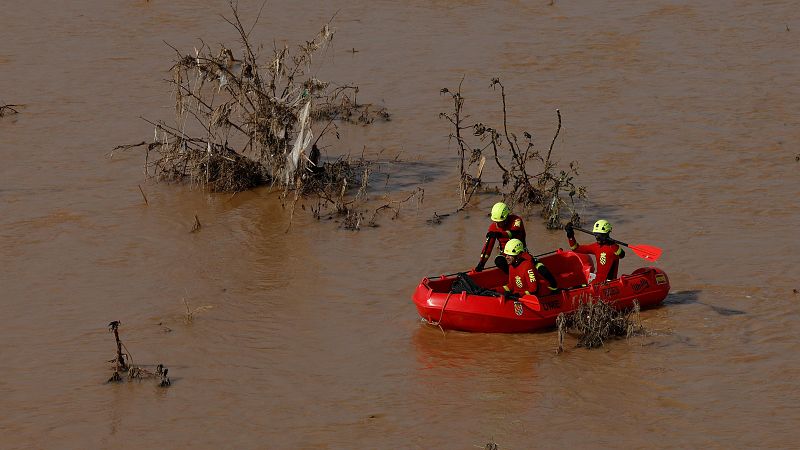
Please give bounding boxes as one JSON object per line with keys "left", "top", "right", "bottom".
{"left": 491, "top": 202, "right": 510, "bottom": 222}
{"left": 503, "top": 238, "right": 525, "bottom": 256}
{"left": 593, "top": 219, "right": 612, "bottom": 234}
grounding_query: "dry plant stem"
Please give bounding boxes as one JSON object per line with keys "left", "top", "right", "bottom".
{"left": 108, "top": 321, "right": 128, "bottom": 371}
{"left": 285, "top": 187, "right": 302, "bottom": 233}
{"left": 183, "top": 297, "right": 213, "bottom": 323}
{"left": 441, "top": 78, "right": 585, "bottom": 228}
{"left": 157, "top": 364, "right": 171, "bottom": 387}
{"left": 138, "top": 185, "right": 149, "bottom": 205}
{"left": 439, "top": 78, "right": 483, "bottom": 208}
{"left": 556, "top": 312, "right": 567, "bottom": 354}
{"left": 544, "top": 109, "right": 562, "bottom": 169}
{"left": 366, "top": 187, "right": 424, "bottom": 226}
{"left": 190, "top": 215, "right": 201, "bottom": 233}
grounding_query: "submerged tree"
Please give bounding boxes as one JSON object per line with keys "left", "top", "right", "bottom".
{"left": 114, "top": 2, "right": 416, "bottom": 227}
{"left": 440, "top": 78, "right": 586, "bottom": 228}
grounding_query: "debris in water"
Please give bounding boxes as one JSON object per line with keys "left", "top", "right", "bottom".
{"left": 107, "top": 371, "right": 123, "bottom": 383}
{"left": 136, "top": 184, "right": 149, "bottom": 206}
{"left": 793, "top": 288, "right": 798, "bottom": 294}
{"left": 108, "top": 321, "right": 128, "bottom": 372}
{"left": 183, "top": 297, "right": 213, "bottom": 323}
{"left": 157, "top": 364, "right": 171, "bottom": 387}
{"left": 341, "top": 210, "right": 363, "bottom": 230}
{"left": 556, "top": 300, "right": 643, "bottom": 352}
{"left": 426, "top": 211, "right": 449, "bottom": 225}
{"left": 105, "top": 321, "right": 172, "bottom": 387}
{"left": 190, "top": 215, "right": 201, "bottom": 233}
{"left": 485, "top": 438, "right": 499, "bottom": 450}
{"left": 440, "top": 79, "right": 586, "bottom": 228}
{"left": 0, "top": 103, "right": 21, "bottom": 117}
{"left": 114, "top": 3, "right": 395, "bottom": 228}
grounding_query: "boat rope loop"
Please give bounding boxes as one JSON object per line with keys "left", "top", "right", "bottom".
{"left": 428, "top": 292, "right": 454, "bottom": 335}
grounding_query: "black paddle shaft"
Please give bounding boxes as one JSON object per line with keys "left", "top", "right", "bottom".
{"left": 574, "top": 226, "right": 629, "bottom": 247}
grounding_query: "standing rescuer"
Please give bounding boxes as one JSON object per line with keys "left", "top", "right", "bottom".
{"left": 501, "top": 239, "right": 558, "bottom": 297}
{"left": 475, "top": 202, "right": 526, "bottom": 273}
{"left": 565, "top": 219, "right": 626, "bottom": 283}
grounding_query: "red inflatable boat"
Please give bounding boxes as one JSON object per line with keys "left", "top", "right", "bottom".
{"left": 412, "top": 249, "right": 670, "bottom": 333}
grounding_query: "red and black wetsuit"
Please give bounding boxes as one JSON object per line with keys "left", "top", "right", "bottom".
{"left": 478, "top": 214, "right": 526, "bottom": 267}
{"left": 568, "top": 237, "right": 625, "bottom": 283}
{"left": 502, "top": 252, "right": 558, "bottom": 296}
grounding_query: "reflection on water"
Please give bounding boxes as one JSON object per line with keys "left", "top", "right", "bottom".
{"left": 666, "top": 290, "right": 746, "bottom": 316}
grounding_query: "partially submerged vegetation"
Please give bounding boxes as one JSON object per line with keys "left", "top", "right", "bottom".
{"left": 556, "top": 300, "right": 643, "bottom": 352}
{"left": 116, "top": 5, "right": 587, "bottom": 230}
{"left": 440, "top": 78, "right": 586, "bottom": 228}
{"left": 114, "top": 3, "right": 420, "bottom": 229}
{"left": 0, "top": 103, "right": 20, "bottom": 117}
{"left": 106, "top": 321, "right": 171, "bottom": 387}
{"left": 183, "top": 297, "right": 213, "bottom": 323}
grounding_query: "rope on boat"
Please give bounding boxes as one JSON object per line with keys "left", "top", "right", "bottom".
{"left": 428, "top": 292, "right": 454, "bottom": 335}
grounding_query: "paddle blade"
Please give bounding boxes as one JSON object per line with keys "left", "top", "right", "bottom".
{"left": 518, "top": 296, "right": 541, "bottom": 312}
{"left": 629, "top": 244, "right": 662, "bottom": 262}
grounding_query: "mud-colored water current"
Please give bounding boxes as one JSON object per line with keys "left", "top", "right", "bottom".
{"left": 2, "top": 1, "right": 799, "bottom": 448}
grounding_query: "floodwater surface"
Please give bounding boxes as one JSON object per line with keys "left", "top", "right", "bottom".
{"left": 1, "top": 1, "right": 799, "bottom": 448}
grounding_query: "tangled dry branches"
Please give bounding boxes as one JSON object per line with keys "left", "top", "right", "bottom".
{"left": 440, "top": 78, "right": 586, "bottom": 228}
{"left": 106, "top": 321, "right": 171, "bottom": 387}
{"left": 0, "top": 104, "right": 20, "bottom": 117}
{"left": 114, "top": 2, "right": 391, "bottom": 223}
{"left": 557, "top": 299, "right": 643, "bottom": 351}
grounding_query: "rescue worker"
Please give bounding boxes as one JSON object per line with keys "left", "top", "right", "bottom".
{"left": 500, "top": 239, "right": 558, "bottom": 298}
{"left": 565, "top": 219, "right": 625, "bottom": 284}
{"left": 474, "top": 202, "right": 526, "bottom": 273}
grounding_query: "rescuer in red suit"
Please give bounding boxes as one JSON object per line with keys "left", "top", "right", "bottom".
{"left": 565, "top": 219, "right": 625, "bottom": 284}
{"left": 475, "top": 202, "right": 526, "bottom": 273}
{"left": 500, "top": 239, "right": 558, "bottom": 297}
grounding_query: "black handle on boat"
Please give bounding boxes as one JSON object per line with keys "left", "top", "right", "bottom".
{"left": 427, "top": 250, "right": 558, "bottom": 279}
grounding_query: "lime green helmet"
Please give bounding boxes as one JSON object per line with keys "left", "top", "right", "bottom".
{"left": 593, "top": 219, "right": 612, "bottom": 234}
{"left": 503, "top": 238, "right": 525, "bottom": 256}
{"left": 491, "top": 202, "right": 510, "bottom": 222}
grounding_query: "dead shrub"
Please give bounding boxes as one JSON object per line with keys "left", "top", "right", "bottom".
{"left": 113, "top": 2, "right": 393, "bottom": 226}
{"left": 557, "top": 300, "right": 643, "bottom": 351}
{"left": 440, "top": 78, "right": 586, "bottom": 228}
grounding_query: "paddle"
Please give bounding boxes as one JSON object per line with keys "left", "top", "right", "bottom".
{"left": 574, "top": 226, "right": 662, "bottom": 262}
{"left": 428, "top": 250, "right": 558, "bottom": 279}
{"left": 475, "top": 236, "right": 493, "bottom": 270}
{"left": 503, "top": 292, "right": 539, "bottom": 309}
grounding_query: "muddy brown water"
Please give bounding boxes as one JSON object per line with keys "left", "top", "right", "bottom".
{"left": 2, "top": 1, "right": 799, "bottom": 448}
